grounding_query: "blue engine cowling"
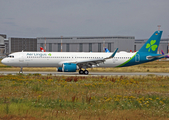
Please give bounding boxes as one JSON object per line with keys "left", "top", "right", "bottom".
{"left": 57, "top": 67, "right": 62, "bottom": 72}
{"left": 62, "top": 63, "right": 77, "bottom": 72}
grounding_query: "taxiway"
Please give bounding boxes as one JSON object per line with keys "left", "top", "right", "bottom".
{"left": 0, "top": 71, "right": 168, "bottom": 76}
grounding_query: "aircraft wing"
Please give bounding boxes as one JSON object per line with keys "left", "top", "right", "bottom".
{"left": 76, "top": 48, "right": 118, "bottom": 68}
{"left": 58, "top": 48, "right": 118, "bottom": 68}
{"left": 76, "top": 58, "right": 105, "bottom": 68}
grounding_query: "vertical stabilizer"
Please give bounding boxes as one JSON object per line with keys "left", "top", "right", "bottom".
{"left": 105, "top": 48, "right": 110, "bottom": 53}
{"left": 138, "top": 31, "right": 163, "bottom": 54}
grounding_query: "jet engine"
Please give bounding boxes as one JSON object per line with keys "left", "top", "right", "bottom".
{"left": 57, "top": 67, "right": 62, "bottom": 72}
{"left": 60, "top": 63, "right": 78, "bottom": 72}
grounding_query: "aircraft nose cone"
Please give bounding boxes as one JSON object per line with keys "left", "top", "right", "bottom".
{"left": 1, "top": 58, "right": 7, "bottom": 65}
{"left": 1, "top": 59, "right": 4, "bottom": 64}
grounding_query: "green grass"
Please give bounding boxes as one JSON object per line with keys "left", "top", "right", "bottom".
{"left": 0, "top": 74, "right": 169, "bottom": 119}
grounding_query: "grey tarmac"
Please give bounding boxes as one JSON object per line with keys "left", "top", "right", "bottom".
{"left": 0, "top": 71, "right": 169, "bottom": 76}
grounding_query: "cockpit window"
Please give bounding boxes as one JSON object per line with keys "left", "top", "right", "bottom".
{"left": 8, "top": 55, "right": 14, "bottom": 58}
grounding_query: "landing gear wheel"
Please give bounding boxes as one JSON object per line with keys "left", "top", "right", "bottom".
{"left": 19, "top": 67, "right": 23, "bottom": 74}
{"left": 79, "top": 70, "right": 84, "bottom": 74}
{"left": 83, "top": 70, "right": 89, "bottom": 75}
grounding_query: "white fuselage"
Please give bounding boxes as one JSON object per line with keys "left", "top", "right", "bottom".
{"left": 2, "top": 52, "right": 136, "bottom": 68}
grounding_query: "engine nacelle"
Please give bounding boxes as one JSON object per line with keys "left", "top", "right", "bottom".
{"left": 62, "top": 63, "right": 78, "bottom": 72}
{"left": 57, "top": 67, "right": 62, "bottom": 72}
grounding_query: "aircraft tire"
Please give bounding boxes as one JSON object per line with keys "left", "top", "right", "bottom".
{"left": 84, "top": 70, "right": 89, "bottom": 75}
{"left": 79, "top": 70, "right": 84, "bottom": 74}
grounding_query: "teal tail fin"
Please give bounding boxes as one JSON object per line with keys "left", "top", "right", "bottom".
{"left": 138, "top": 31, "right": 163, "bottom": 54}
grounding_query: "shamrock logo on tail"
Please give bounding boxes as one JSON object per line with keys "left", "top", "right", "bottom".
{"left": 146, "top": 40, "right": 158, "bottom": 52}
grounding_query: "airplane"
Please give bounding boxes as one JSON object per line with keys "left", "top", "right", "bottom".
{"left": 161, "top": 50, "right": 169, "bottom": 58}
{"left": 105, "top": 48, "right": 110, "bottom": 53}
{"left": 130, "top": 50, "right": 137, "bottom": 53}
{"left": 1, "top": 31, "right": 166, "bottom": 75}
{"left": 40, "top": 47, "right": 45, "bottom": 52}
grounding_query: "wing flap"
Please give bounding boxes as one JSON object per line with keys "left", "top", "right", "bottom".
{"left": 76, "top": 59, "right": 104, "bottom": 67}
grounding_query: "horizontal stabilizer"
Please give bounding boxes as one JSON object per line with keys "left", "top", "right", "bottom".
{"left": 146, "top": 54, "right": 167, "bottom": 60}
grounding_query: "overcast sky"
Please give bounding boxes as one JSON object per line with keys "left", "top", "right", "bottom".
{"left": 0, "top": 0, "right": 169, "bottom": 39}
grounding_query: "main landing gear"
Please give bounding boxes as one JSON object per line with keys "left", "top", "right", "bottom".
{"left": 79, "top": 69, "right": 89, "bottom": 75}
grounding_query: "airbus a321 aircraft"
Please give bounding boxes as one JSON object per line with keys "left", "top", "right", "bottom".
{"left": 1, "top": 31, "right": 165, "bottom": 75}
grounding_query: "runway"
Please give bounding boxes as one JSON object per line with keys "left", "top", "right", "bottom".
{"left": 0, "top": 71, "right": 169, "bottom": 76}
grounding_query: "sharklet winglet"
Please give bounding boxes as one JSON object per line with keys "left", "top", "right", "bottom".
{"left": 105, "top": 48, "right": 118, "bottom": 59}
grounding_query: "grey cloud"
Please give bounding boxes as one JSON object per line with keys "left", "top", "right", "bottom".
{"left": 0, "top": 0, "right": 169, "bottom": 38}
{"left": 2, "top": 22, "right": 17, "bottom": 27}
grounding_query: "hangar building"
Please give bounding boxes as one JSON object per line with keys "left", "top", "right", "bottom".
{"left": 37, "top": 36, "right": 135, "bottom": 52}
{"left": 1, "top": 34, "right": 169, "bottom": 56}
{"left": 0, "top": 34, "right": 6, "bottom": 57}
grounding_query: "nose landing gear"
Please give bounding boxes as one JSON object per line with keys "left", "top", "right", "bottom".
{"left": 19, "top": 67, "right": 23, "bottom": 74}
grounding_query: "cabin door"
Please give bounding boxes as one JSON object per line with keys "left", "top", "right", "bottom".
{"left": 19, "top": 53, "right": 24, "bottom": 63}
{"left": 135, "top": 54, "right": 140, "bottom": 62}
